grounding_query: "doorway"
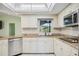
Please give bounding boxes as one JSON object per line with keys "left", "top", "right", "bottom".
{"left": 9, "top": 23, "right": 15, "bottom": 36}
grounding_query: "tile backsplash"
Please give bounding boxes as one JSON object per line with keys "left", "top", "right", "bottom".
{"left": 53, "top": 27, "right": 79, "bottom": 36}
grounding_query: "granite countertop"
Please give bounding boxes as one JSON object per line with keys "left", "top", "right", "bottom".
{"left": 60, "top": 38, "right": 78, "bottom": 50}
{"left": 0, "top": 33, "right": 78, "bottom": 49}
{"left": 51, "top": 33, "right": 79, "bottom": 50}
{"left": 0, "top": 36, "right": 22, "bottom": 40}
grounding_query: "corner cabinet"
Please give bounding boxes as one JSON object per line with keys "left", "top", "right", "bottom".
{"left": 54, "top": 38, "right": 78, "bottom": 56}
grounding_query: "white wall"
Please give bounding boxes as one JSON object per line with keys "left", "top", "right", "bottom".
{"left": 58, "top": 3, "right": 79, "bottom": 27}
{"left": 21, "top": 14, "right": 58, "bottom": 34}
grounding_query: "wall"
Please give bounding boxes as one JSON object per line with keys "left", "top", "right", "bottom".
{"left": 0, "top": 15, "right": 21, "bottom": 36}
{"left": 21, "top": 14, "right": 58, "bottom": 34}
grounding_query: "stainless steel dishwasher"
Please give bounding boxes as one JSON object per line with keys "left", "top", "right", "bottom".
{"left": 8, "top": 38, "right": 22, "bottom": 56}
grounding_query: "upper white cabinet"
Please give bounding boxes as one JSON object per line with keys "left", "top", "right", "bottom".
{"left": 21, "top": 15, "right": 37, "bottom": 28}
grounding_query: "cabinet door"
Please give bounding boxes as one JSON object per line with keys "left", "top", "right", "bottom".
{"left": 0, "top": 41, "right": 2, "bottom": 56}
{"left": 23, "top": 38, "right": 31, "bottom": 53}
{"left": 61, "top": 41, "right": 72, "bottom": 56}
{"left": 29, "top": 38, "right": 38, "bottom": 53}
{"left": 0, "top": 40, "right": 8, "bottom": 56}
{"left": 70, "top": 47, "right": 78, "bottom": 56}
{"left": 21, "top": 16, "right": 37, "bottom": 28}
{"left": 54, "top": 38, "right": 63, "bottom": 56}
{"left": 54, "top": 38, "right": 78, "bottom": 56}
{"left": 2, "top": 40, "right": 8, "bottom": 56}
{"left": 23, "top": 37, "right": 54, "bottom": 53}
{"left": 37, "top": 37, "right": 53, "bottom": 53}
{"left": 23, "top": 38, "right": 38, "bottom": 53}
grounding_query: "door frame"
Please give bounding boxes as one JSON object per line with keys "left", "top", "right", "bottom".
{"left": 9, "top": 23, "right": 15, "bottom": 36}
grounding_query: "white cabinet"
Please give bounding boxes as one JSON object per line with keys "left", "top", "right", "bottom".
{"left": 0, "top": 40, "right": 8, "bottom": 56}
{"left": 61, "top": 42, "right": 72, "bottom": 56}
{"left": 21, "top": 16, "right": 37, "bottom": 28}
{"left": 23, "top": 37, "right": 54, "bottom": 53}
{"left": 37, "top": 37, "right": 54, "bottom": 53}
{"left": 70, "top": 47, "right": 78, "bottom": 56}
{"left": 23, "top": 38, "right": 38, "bottom": 53}
{"left": 54, "top": 38, "right": 78, "bottom": 56}
{"left": 0, "top": 41, "right": 2, "bottom": 55}
{"left": 54, "top": 38, "right": 63, "bottom": 56}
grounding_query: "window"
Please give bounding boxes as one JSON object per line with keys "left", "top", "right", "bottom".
{"left": 9, "top": 23, "right": 15, "bottom": 36}
{"left": 64, "top": 11, "right": 78, "bottom": 26}
{"left": 64, "top": 15, "right": 72, "bottom": 25}
{"left": 0, "top": 21, "right": 3, "bottom": 29}
{"left": 40, "top": 20, "right": 51, "bottom": 32}
{"left": 73, "top": 13, "right": 78, "bottom": 23}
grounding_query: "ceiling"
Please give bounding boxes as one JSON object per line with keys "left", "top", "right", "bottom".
{"left": 0, "top": 3, "right": 70, "bottom": 15}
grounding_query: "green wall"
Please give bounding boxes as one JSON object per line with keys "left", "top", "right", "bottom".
{"left": 0, "top": 15, "right": 21, "bottom": 36}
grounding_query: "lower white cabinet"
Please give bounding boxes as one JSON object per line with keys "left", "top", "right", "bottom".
{"left": 54, "top": 38, "right": 78, "bottom": 56}
{"left": 23, "top": 37, "right": 54, "bottom": 53}
{"left": 54, "top": 38, "right": 63, "bottom": 56}
{"left": 0, "top": 40, "right": 8, "bottom": 56}
{"left": 37, "top": 37, "right": 54, "bottom": 53}
{"left": 23, "top": 38, "right": 38, "bottom": 53}
{"left": 0, "top": 37, "right": 78, "bottom": 56}
{"left": 70, "top": 47, "right": 78, "bottom": 56}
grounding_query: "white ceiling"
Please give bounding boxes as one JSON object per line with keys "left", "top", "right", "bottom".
{"left": 0, "top": 3, "right": 70, "bottom": 15}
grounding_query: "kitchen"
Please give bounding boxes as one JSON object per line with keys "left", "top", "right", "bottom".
{"left": 0, "top": 3, "right": 79, "bottom": 56}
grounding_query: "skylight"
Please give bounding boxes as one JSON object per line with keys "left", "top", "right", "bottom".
{"left": 2, "top": 3, "right": 56, "bottom": 14}
{"left": 2, "top": 3, "right": 70, "bottom": 14}
{"left": 19, "top": 4, "right": 46, "bottom": 9}
{"left": 20, "top": 4, "right": 31, "bottom": 8}
{"left": 32, "top": 4, "right": 45, "bottom": 8}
